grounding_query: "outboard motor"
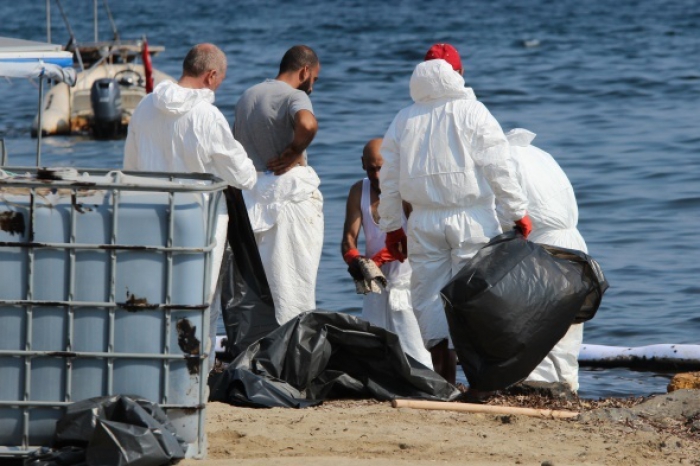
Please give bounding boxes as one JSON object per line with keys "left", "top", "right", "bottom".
{"left": 90, "top": 78, "right": 122, "bottom": 139}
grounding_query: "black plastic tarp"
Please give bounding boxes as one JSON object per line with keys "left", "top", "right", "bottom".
{"left": 441, "top": 231, "right": 609, "bottom": 391}
{"left": 209, "top": 311, "right": 460, "bottom": 408}
{"left": 25, "top": 395, "right": 186, "bottom": 466}
{"left": 220, "top": 187, "right": 279, "bottom": 359}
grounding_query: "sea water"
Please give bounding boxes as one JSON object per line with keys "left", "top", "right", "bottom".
{"left": 1, "top": 0, "right": 698, "bottom": 399}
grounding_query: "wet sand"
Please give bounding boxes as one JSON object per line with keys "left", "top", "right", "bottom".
{"left": 182, "top": 390, "right": 700, "bottom": 466}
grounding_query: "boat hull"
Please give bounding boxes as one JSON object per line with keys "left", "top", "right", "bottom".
{"left": 32, "top": 63, "right": 174, "bottom": 137}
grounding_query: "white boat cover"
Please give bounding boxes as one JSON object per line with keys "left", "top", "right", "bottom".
{"left": 0, "top": 36, "right": 75, "bottom": 85}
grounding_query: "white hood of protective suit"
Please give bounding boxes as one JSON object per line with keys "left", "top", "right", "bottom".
{"left": 152, "top": 80, "right": 215, "bottom": 116}
{"left": 504, "top": 128, "right": 587, "bottom": 252}
{"left": 123, "top": 80, "right": 256, "bottom": 190}
{"left": 378, "top": 60, "right": 527, "bottom": 232}
{"left": 410, "top": 59, "right": 476, "bottom": 103}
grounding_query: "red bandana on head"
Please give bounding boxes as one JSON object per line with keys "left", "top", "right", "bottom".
{"left": 424, "top": 43, "right": 462, "bottom": 72}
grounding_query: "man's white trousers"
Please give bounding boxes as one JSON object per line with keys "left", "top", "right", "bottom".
{"left": 407, "top": 204, "right": 501, "bottom": 350}
{"left": 362, "top": 279, "right": 434, "bottom": 369}
{"left": 243, "top": 167, "right": 324, "bottom": 325}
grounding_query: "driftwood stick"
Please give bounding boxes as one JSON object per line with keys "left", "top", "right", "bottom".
{"left": 391, "top": 399, "right": 579, "bottom": 419}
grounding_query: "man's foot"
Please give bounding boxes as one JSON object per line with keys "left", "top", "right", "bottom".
{"left": 506, "top": 381, "right": 577, "bottom": 401}
{"left": 429, "top": 340, "right": 456, "bottom": 384}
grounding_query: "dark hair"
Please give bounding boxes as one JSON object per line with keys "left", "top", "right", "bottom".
{"left": 278, "top": 45, "right": 319, "bottom": 74}
{"left": 182, "top": 44, "right": 226, "bottom": 77}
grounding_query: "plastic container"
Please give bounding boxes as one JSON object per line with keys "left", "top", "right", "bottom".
{"left": 0, "top": 167, "right": 227, "bottom": 458}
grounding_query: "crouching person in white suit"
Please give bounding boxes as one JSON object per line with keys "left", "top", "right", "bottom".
{"left": 502, "top": 128, "right": 588, "bottom": 392}
{"left": 341, "top": 139, "right": 433, "bottom": 369}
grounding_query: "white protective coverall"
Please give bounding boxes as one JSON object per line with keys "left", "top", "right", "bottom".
{"left": 379, "top": 59, "right": 528, "bottom": 349}
{"left": 359, "top": 179, "right": 433, "bottom": 368}
{"left": 503, "top": 128, "right": 587, "bottom": 391}
{"left": 242, "top": 167, "right": 324, "bottom": 325}
{"left": 124, "top": 80, "right": 257, "bottom": 366}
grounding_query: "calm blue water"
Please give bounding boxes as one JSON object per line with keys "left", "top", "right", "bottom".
{"left": 1, "top": 0, "right": 698, "bottom": 399}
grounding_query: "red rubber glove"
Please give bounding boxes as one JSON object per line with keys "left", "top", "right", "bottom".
{"left": 385, "top": 228, "right": 407, "bottom": 263}
{"left": 514, "top": 214, "right": 533, "bottom": 239}
{"left": 343, "top": 248, "right": 364, "bottom": 281}
{"left": 371, "top": 248, "right": 396, "bottom": 267}
{"left": 343, "top": 248, "right": 361, "bottom": 265}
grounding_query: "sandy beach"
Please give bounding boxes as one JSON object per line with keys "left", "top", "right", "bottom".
{"left": 181, "top": 389, "right": 700, "bottom": 466}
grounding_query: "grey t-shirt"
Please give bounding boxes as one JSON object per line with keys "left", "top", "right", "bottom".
{"left": 233, "top": 79, "right": 314, "bottom": 171}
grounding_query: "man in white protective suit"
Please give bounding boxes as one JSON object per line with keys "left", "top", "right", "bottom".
{"left": 341, "top": 138, "right": 433, "bottom": 369}
{"left": 379, "top": 43, "right": 532, "bottom": 384}
{"left": 233, "top": 45, "right": 324, "bottom": 325}
{"left": 124, "top": 43, "right": 257, "bottom": 366}
{"left": 501, "top": 128, "right": 588, "bottom": 392}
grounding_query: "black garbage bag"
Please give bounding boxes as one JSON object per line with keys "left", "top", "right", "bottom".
{"left": 441, "top": 231, "right": 609, "bottom": 391}
{"left": 209, "top": 311, "right": 460, "bottom": 408}
{"left": 220, "top": 187, "right": 279, "bottom": 360}
{"left": 48, "top": 395, "right": 186, "bottom": 466}
{"left": 24, "top": 446, "right": 86, "bottom": 466}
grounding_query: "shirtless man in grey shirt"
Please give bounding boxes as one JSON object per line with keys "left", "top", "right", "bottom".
{"left": 233, "top": 46, "right": 324, "bottom": 325}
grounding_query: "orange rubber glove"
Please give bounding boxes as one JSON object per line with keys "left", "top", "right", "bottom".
{"left": 514, "top": 214, "right": 533, "bottom": 239}
{"left": 385, "top": 228, "right": 407, "bottom": 263}
{"left": 371, "top": 248, "right": 396, "bottom": 267}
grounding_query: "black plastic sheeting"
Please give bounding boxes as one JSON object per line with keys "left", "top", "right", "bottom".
{"left": 220, "top": 187, "right": 279, "bottom": 359}
{"left": 209, "top": 311, "right": 460, "bottom": 408}
{"left": 441, "top": 231, "right": 609, "bottom": 391}
{"left": 25, "top": 395, "right": 186, "bottom": 466}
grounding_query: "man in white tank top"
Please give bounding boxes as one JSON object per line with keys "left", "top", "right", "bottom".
{"left": 341, "top": 139, "right": 433, "bottom": 369}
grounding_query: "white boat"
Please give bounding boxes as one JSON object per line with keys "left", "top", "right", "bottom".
{"left": 0, "top": 35, "right": 76, "bottom": 166}
{"left": 31, "top": 0, "right": 175, "bottom": 139}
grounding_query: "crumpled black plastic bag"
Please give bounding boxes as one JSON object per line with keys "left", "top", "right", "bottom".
{"left": 45, "top": 395, "right": 186, "bottom": 466}
{"left": 441, "top": 231, "right": 609, "bottom": 391}
{"left": 209, "top": 311, "right": 460, "bottom": 408}
{"left": 24, "top": 446, "right": 86, "bottom": 466}
{"left": 220, "top": 188, "right": 279, "bottom": 360}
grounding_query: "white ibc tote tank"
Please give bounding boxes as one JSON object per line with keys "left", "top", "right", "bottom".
{"left": 0, "top": 167, "right": 227, "bottom": 459}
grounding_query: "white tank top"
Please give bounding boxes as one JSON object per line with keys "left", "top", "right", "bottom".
{"left": 360, "top": 178, "right": 411, "bottom": 284}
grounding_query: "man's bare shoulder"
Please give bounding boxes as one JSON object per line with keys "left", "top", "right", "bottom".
{"left": 347, "top": 179, "right": 364, "bottom": 205}
{"left": 349, "top": 179, "right": 365, "bottom": 194}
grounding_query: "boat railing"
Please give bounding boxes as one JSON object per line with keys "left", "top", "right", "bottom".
{"left": 0, "top": 36, "right": 76, "bottom": 165}
{"left": 73, "top": 46, "right": 151, "bottom": 89}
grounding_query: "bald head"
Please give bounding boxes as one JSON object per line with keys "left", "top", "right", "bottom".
{"left": 362, "top": 138, "right": 383, "bottom": 164}
{"left": 182, "top": 43, "right": 227, "bottom": 78}
{"left": 362, "top": 138, "right": 383, "bottom": 192}
{"left": 179, "top": 43, "right": 227, "bottom": 91}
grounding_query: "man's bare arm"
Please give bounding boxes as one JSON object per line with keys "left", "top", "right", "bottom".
{"left": 341, "top": 181, "right": 364, "bottom": 256}
{"left": 267, "top": 110, "right": 318, "bottom": 175}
